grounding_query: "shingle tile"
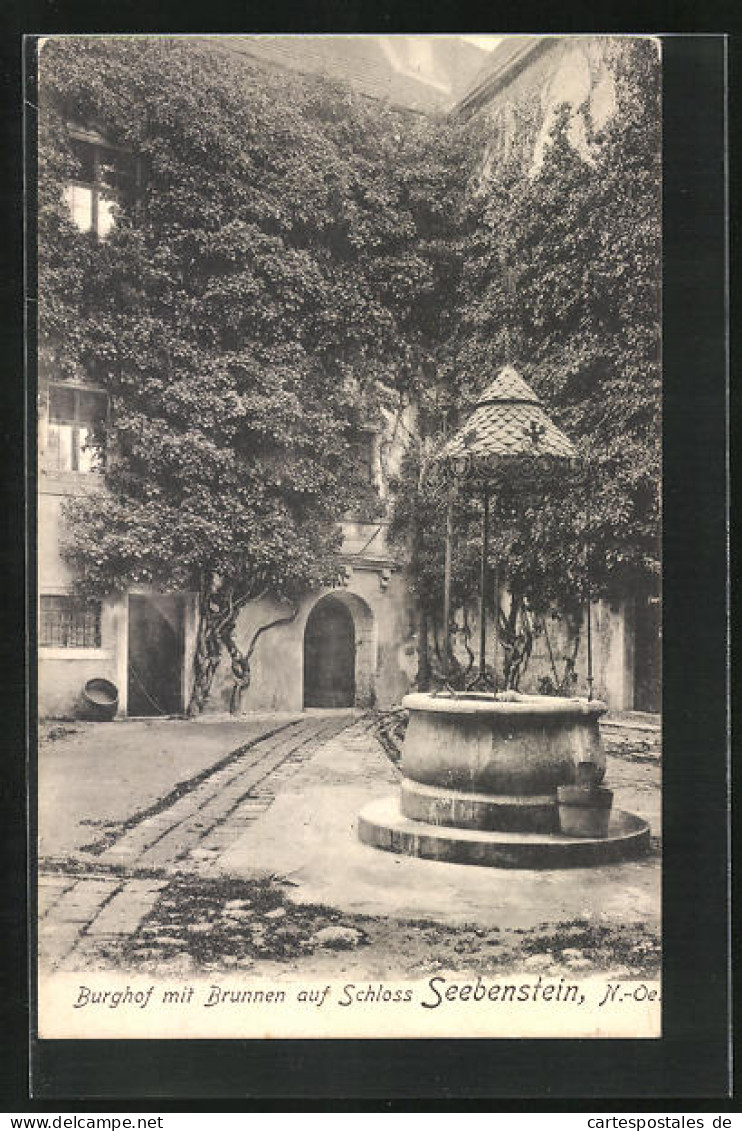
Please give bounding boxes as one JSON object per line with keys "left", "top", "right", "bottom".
{"left": 442, "top": 366, "right": 575, "bottom": 462}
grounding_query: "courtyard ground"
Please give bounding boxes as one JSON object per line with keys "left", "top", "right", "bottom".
{"left": 37, "top": 710, "right": 661, "bottom": 981}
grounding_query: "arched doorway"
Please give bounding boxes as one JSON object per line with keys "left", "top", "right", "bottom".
{"left": 303, "top": 595, "right": 356, "bottom": 708}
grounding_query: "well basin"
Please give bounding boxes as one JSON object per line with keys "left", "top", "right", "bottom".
{"left": 400, "top": 691, "right": 608, "bottom": 797}
{"left": 358, "top": 691, "right": 649, "bottom": 867}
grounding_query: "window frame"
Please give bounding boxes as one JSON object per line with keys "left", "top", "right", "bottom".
{"left": 348, "top": 424, "right": 383, "bottom": 490}
{"left": 39, "top": 593, "right": 104, "bottom": 651}
{"left": 44, "top": 381, "right": 109, "bottom": 473}
{"left": 64, "top": 123, "right": 139, "bottom": 237}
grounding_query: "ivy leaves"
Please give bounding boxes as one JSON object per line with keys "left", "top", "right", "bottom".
{"left": 390, "top": 41, "right": 661, "bottom": 623}
{"left": 452, "top": 40, "right": 661, "bottom": 602}
{"left": 40, "top": 35, "right": 660, "bottom": 632}
{"left": 39, "top": 37, "right": 469, "bottom": 607}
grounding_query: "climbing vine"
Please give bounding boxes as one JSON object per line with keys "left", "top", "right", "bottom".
{"left": 39, "top": 37, "right": 659, "bottom": 703}
{"left": 389, "top": 39, "right": 661, "bottom": 689}
{"left": 39, "top": 37, "right": 473, "bottom": 712}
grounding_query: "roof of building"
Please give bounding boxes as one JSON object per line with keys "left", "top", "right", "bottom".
{"left": 203, "top": 35, "right": 490, "bottom": 114}
{"left": 442, "top": 366, "right": 575, "bottom": 463}
{"left": 451, "top": 35, "right": 556, "bottom": 120}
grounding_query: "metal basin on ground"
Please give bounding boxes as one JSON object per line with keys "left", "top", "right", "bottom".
{"left": 81, "top": 677, "right": 119, "bottom": 722}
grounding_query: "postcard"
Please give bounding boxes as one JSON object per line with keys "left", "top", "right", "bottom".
{"left": 36, "top": 32, "right": 665, "bottom": 1044}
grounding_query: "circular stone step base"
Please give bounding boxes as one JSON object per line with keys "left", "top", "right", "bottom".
{"left": 400, "top": 778, "right": 557, "bottom": 833}
{"left": 358, "top": 797, "right": 650, "bottom": 870}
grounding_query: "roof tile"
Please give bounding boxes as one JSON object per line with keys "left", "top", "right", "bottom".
{"left": 443, "top": 366, "right": 575, "bottom": 461}
{"left": 477, "top": 365, "right": 543, "bottom": 405}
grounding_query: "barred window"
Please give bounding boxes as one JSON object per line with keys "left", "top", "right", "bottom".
{"left": 40, "top": 595, "right": 102, "bottom": 649}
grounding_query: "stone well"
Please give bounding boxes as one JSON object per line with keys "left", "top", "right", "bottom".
{"left": 358, "top": 691, "right": 650, "bottom": 868}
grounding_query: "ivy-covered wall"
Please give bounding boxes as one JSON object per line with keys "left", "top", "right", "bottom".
{"left": 37, "top": 35, "right": 660, "bottom": 716}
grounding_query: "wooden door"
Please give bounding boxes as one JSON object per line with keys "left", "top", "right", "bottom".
{"left": 633, "top": 591, "right": 661, "bottom": 713}
{"left": 303, "top": 597, "right": 355, "bottom": 708}
{"left": 127, "top": 594, "right": 184, "bottom": 716}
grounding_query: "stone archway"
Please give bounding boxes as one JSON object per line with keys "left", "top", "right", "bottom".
{"left": 302, "top": 590, "right": 376, "bottom": 709}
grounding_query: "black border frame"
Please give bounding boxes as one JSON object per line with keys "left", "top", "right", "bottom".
{"left": 1, "top": 17, "right": 730, "bottom": 1107}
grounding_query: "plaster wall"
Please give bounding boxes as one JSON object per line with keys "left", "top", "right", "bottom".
{"left": 39, "top": 489, "right": 82, "bottom": 590}
{"left": 39, "top": 484, "right": 636, "bottom": 717}
{"left": 38, "top": 594, "right": 121, "bottom": 719}
{"left": 448, "top": 595, "right": 634, "bottom": 710}
{"left": 469, "top": 36, "right": 630, "bottom": 181}
{"left": 38, "top": 485, "right": 120, "bottom": 717}
{"left": 207, "top": 565, "right": 418, "bottom": 714}
{"left": 39, "top": 485, "right": 198, "bottom": 718}
{"left": 463, "top": 34, "right": 656, "bottom": 194}
{"left": 591, "top": 599, "right": 635, "bottom": 711}
{"left": 520, "top": 598, "right": 634, "bottom": 709}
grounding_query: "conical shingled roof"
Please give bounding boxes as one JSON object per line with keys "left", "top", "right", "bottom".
{"left": 442, "top": 366, "right": 575, "bottom": 463}
{"left": 477, "top": 365, "right": 543, "bottom": 406}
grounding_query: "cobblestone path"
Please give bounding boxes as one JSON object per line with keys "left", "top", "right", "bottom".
{"left": 38, "top": 715, "right": 355, "bottom": 971}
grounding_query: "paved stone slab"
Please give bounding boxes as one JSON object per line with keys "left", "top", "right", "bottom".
{"left": 43, "top": 878, "right": 121, "bottom": 924}
{"left": 216, "top": 721, "right": 661, "bottom": 932}
{"left": 39, "top": 877, "right": 122, "bottom": 970}
{"left": 96, "top": 725, "right": 312, "bottom": 866}
{"left": 39, "top": 920, "right": 87, "bottom": 970}
{"left": 85, "top": 879, "right": 168, "bottom": 937}
{"left": 135, "top": 717, "right": 352, "bottom": 869}
{"left": 40, "top": 717, "right": 302, "bottom": 858}
{"left": 38, "top": 875, "right": 77, "bottom": 918}
{"left": 38, "top": 716, "right": 357, "bottom": 963}
{"left": 39, "top": 712, "right": 660, "bottom": 959}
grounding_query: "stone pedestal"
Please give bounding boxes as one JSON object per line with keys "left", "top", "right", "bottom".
{"left": 359, "top": 692, "right": 650, "bottom": 869}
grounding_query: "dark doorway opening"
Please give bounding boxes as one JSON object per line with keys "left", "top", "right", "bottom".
{"left": 633, "top": 591, "right": 661, "bottom": 713}
{"left": 127, "top": 594, "right": 185, "bottom": 717}
{"left": 303, "top": 596, "right": 355, "bottom": 708}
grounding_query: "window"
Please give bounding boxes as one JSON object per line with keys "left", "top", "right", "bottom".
{"left": 40, "top": 595, "right": 102, "bottom": 649}
{"left": 348, "top": 428, "right": 379, "bottom": 487}
{"left": 63, "top": 126, "right": 137, "bottom": 237}
{"left": 46, "top": 384, "right": 107, "bottom": 472}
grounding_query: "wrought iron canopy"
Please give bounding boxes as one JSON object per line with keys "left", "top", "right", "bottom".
{"left": 439, "top": 366, "right": 575, "bottom": 480}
